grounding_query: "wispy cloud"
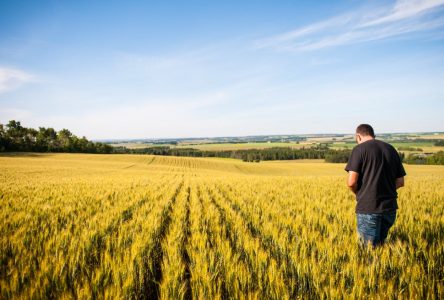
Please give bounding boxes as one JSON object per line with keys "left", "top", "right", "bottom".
{"left": 0, "top": 67, "right": 34, "bottom": 94}
{"left": 361, "top": 0, "right": 444, "bottom": 26}
{"left": 256, "top": 0, "right": 444, "bottom": 51}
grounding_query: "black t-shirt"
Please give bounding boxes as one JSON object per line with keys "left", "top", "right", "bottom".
{"left": 345, "top": 139, "right": 406, "bottom": 213}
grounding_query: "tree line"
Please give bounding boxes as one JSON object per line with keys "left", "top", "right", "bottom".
{"left": 114, "top": 145, "right": 352, "bottom": 163}
{"left": 119, "top": 145, "right": 443, "bottom": 165}
{"left": 0, "top": 120, "right": 113, "bottom": 153}
{"left": 400, "top": 151, "right": 444, "bottom": 165}
{"left": 2, "top": 120, "right": 443, "bottom": 165}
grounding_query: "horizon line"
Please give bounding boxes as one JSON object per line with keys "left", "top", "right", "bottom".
{"left": 92, "top": 131, "right": 444, "bottom": 142}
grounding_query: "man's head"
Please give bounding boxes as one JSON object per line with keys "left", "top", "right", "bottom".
{"left": 355, "top": 124, "right": 375, "bottom": 144}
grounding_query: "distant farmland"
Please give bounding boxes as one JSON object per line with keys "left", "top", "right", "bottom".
{"left": 108, "top": 132, "right": 444, "bottom": 153}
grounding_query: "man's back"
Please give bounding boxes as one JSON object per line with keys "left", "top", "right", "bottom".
{"left": 345, "top": 139, "right": 406, "bottom": 213}
{"left": 346, "top": 124, "right": 406, "bottom": 247}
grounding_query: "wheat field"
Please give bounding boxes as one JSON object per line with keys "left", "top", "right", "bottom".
{"left": 0, "top": 153, "right": 443, "bottom": 299}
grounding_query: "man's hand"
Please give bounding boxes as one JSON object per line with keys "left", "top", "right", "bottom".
{"left": 395, "top": 177, "right": 404, "bottom": 189}
{"left": 347, "top": 171, "right": 359, "bottom": 195}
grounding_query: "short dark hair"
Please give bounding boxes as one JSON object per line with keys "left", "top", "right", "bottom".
{"left": 356, "top": 124, "right": 375, "bottom": 138}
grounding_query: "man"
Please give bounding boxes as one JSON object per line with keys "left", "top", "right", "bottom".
{"left": 345, "top": 124, "right": 406, "bottom": 247}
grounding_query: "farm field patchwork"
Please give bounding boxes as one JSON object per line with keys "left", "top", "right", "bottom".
{"left": 112, "top": 138, "right": 444, "bottom": 154}
{"left": 1, "top": 153, "right": 443, "bottom": 299}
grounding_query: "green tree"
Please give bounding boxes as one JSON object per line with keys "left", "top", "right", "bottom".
{"left": 1, "top": 120, "right": 115, "bottom": 154}
{"left": 6, "top": 120, "right": 27, "bottom": 151}
{"left": 58, "top": 129, "right": 73, "bottom": 151}
{"left": 0, "top": 123, "right": 7, "bottom": 151}
{"left": 427, "top": 151, "right": 444, "bottom": 165}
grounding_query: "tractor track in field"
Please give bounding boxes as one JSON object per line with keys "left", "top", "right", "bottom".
{"left": 181, "top": 186, "right": 192, "bottom": 300}
{"left": 195, "top": 184, "right": 230, "bottom": 300}
{"left": 214, "top": 184, "right": 318, "bottom": 298}
{"left": 138, "top": 179, "right": 184, "bottom": 300}
{"left": 204, "top": 186, "right": 259, "bottom": 290}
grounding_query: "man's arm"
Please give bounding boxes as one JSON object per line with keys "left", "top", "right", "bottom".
{"left": 347, "top": 171, "right": 359, "bottom": 195}
{"left": 395, "top": 176, "right": 404, "bottom": 189}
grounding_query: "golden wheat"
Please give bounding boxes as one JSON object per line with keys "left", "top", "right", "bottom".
{"left": 0, "top": 153, "right": 443, "bottom": 299}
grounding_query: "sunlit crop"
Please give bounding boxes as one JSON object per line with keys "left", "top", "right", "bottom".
{"left": 1, "top": 153, "right": 443, "bottom": 299}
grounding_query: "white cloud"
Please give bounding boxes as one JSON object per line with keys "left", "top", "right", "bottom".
{"left": 256, "top": 0, "right": 444, "bottom": 51}
{"left": 0, "top": 67, "right": 34, "bottom": 94}
{"left": 361, "top": 0, "right": 444, "bottom": 26}
{"left": 255, "top": 13, "right": 356, "bottom": 49}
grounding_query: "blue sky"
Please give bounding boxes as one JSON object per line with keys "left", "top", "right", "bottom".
{"left": 1, "top": 0, "right": 443, "bottom": 139}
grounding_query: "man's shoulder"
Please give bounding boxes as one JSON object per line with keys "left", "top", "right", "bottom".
{"left": 354, "top": 139, "right": 376, "bottom": 151}
{"left": 349, "top": 144, "right": 364, "bottom": 158}
{"left": 374, "top": 139, "right": 389, "bottom": 146}
{"left": 374, "top": 139, "right": 397, "bottom": 151}
{"left": 355, "top": 139, "right": 398, "bottom": 158}
{"left": 352, "top": 141, "right": 367, "bottom": 150}
{"left": 351, "top": 139, "right": 397, "bottom": 155}
{"left": 361, "top": 139, "right": 393, "bottom": 149}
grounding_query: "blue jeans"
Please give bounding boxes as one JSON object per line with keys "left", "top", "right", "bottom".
{"left": 356, "top": 211, "right": 397, "bottom": 247}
